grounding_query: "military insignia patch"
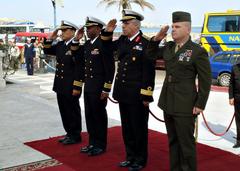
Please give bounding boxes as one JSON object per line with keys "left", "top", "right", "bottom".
{"left": 91, "top": 49, "right": 100, "bottom": 55}
{"left": 185, "top": 50, "right": 192, "bottom": 57}
{"left": 178, "top": 49, "right": 192, "bottom": 62}
{"left": 65, "top": 50, "right": 72, "bottom": 55}
{"left": 132, "top": 45, "right": 143, "bottom": 51}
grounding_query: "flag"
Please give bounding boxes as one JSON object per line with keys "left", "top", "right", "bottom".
{"left": 55, "top": 0, "right": 64, "bottom": 7}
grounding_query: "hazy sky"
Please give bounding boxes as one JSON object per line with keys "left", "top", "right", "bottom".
{"left": 2, "top": 0, "right": 240, "bottom": 27}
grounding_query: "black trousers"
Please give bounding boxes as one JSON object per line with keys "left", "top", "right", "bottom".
{"left": 235, "top": 99, "right": 240, "bottom": 142}
{"left": 164, "top": 112, "right": 196, "bottom": 171}
{"left": 84, "top": 92, "right": 108, "bottom": 149}
{"left": 26, "top": 57, "right": 33, "bottom": 75}
{"left": 57, "top": 93, "right": 82, "bottom": 139}
{"left": 119, "top": 102, "right": 149, "bottom": 165}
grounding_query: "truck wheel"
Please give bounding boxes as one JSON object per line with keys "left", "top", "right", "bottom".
{"left": 218, "top": 73, "right": 231, "bottom": 87}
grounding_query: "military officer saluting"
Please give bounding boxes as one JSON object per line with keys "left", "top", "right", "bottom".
{"left": 43, "top": 20, "right": 84, "bottom": 145}
{"left": 73, "top": 17, "right": 115, "bottom": 156}
{"left": 146, "top": 12, "right": 212, "bottom": 171}
{"left": 101, "top": 10, "right": 156, "bottom": 171}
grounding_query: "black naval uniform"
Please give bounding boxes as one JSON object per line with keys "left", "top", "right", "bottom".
{"left": 147, "top": 38, "right": 211, "bottom": 171}
{"left": 229, "top": 63, "right": 240, "bottom": 145}
{"left": 78, "top": 36, "right": 115, "bottom": 150}
{"left": 43, "top": 39, "right": 84, "bottom": 141}
{"left": 101, "top": 31, "right": 155, "bottom": 166}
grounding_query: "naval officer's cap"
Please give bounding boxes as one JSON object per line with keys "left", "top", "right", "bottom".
{"left": 121, "top": 9, "right": 144, "bottom": 21}
{"left": 85, "top": 17, "right": 106, "bottom": 28}
{"left": 58, "top": 20, "right": 79, "bottom": 31}
{"left": 172, "top": 11, "right": 191, "bottom": 23}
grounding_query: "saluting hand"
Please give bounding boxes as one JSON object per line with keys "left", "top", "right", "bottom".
{"left": 153, "top": 25, "right": 169, "bottom": 41}
{"left": 105, "top": 19, "right": 117, "bottom": 32}
{"left": 49, "top": 29, "right": 58, "bottom": 40}
{"left": 74, "top": 27, "right": 84, "bottom": 41}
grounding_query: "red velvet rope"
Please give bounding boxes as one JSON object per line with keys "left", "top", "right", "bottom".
{"left": 201, "top": 112, "right": 235, "bottom": 136}
{"left": 108, "top": 97, "right": 235, "bottom": 136}
{"left": 149, "top": 109, "right": 165, "bottom": 122}
{"left": 107, "top": 97, "right": 165, "bottom": 122}
{"left": 107, "top": 97, "right": 119, "bottom": 104}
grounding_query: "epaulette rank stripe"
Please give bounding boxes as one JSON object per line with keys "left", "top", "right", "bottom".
{"left": 104, "top": 83, "right": 112, "bottom": 89}
{"left": 140, "top": 88, "right": 153, "bottom": 96}
{"left": 73, "top": 80, "right": 83, "bottom": 87}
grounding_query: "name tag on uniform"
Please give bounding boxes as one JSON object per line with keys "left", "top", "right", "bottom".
{"left": 133, "top": 45, "right": 143, "bottom": 51}
{"left": 91, "top": 49, "right": 100, "bottom": 55}
{"left": 65, "top": 50, "right": 72, "bottom": 55}
{"left": 178, "top": 49, "right": 192, "bottom": 62}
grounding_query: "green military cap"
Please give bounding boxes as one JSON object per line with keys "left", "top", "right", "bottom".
{"left": 58, "top": 20, "right": 79, "bottom": 31}
{"left": 85, "top": 16, "right": 106, "bottom": 28}
{"left": 172, "top": 11, "right": 191, "bottom": 23}
{"left": 121, "top": 9, "right": 144, "bottom": 21}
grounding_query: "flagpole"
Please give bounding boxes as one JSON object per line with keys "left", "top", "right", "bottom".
{"left": 51, "top": 0, "right": 57, "bottom": 28}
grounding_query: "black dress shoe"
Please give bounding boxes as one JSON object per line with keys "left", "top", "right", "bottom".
{"left": 233, "top": 142, "right": 240, "bottom": 148}
{"left": 118, "top": 160, "right": 132, "bottom": 167}
{"left": 128, "top": 163, "right": 144, "bottom": 171}
{"left": 62, "top": 137, "right": 81, "bottom": 145}
{"left": 80, "top": 145, "right": 94, "bottom": 153}
{"left": 58, "top": 135, "right": 69, "bottom": 143}
{"left": 87, "top": 147, "right": 105, "bottom": 156}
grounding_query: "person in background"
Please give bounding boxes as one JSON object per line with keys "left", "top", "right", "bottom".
{"left": 24, "top": 38, "right": 35, "bottom": 75}
{"left": 229, "top": 62, "right": 240, "bottom": 148}
{"left": 34, "top": 40, "right": 43, "bottom": 72}
{"left": 8, "top": 40, "right": 20, "bottom": 70}
{"left": 146, "top": 11, "right": 211, "bottom": 171}
{"left": 43, "top": 20, "right": 85, "bottom": 145}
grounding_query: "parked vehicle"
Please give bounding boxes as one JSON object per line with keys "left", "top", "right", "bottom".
{"left": 201, "top": 10, "right": 240, "bottom": 55}
{"left": 15, "top": 32, "right": 50, "bottom": 49}
{"left": 209, "top": 51, "right": 240, "bottom": 86}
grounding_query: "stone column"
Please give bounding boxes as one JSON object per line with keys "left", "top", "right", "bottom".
{"left": 0, "top": 50, "right": 6, "bottom": 89}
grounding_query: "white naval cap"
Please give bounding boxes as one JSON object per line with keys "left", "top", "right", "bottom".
{"left": 85, "top": 16, "right": 106, "bottom": 28}
{"left": 58, "top": 20, "right": 79, "bottom": 30}
{"left": 121, "top": 9, "right": 144, "bottom": 21}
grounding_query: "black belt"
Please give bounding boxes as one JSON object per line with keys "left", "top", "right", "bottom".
{"left": 166, "top": 75, "right": 194, "bottom": 83}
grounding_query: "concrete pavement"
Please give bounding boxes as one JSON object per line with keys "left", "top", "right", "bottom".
{"left": 0, "top": 69, "right": 119, "bottom": 170}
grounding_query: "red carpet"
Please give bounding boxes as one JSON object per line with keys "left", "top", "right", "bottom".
{"left": 25, "top": 126, "right": 240, "bottom": 171}
{"left": 39, "top": 165, "right": 75, "bottom": 171}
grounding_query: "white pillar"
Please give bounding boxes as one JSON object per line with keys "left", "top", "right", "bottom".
{"left": 0, "top": 50, "right": 6, "bottom": 89}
